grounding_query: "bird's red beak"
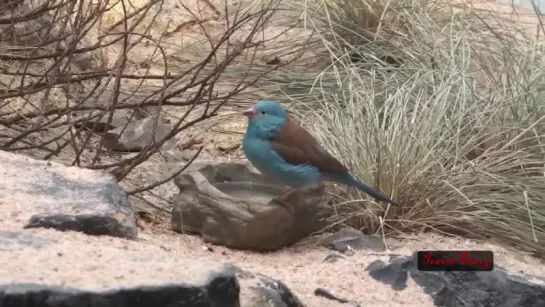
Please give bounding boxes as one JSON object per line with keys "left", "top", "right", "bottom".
{"left": 242, "top": 107, "right": 256, "bottom": 118}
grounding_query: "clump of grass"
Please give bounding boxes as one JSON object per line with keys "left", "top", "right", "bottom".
{"left": 288, "top": 0, "right": 545, "bottom": 256}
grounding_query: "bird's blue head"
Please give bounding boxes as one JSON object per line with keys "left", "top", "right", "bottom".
{"left": 243, "top": 100, "right": 287, "bottom": 120}
{"left": 243, "top": 100, "right": 287, "bottom": 139}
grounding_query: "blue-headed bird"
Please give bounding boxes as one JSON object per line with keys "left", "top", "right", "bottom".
{"left": 242, "top": 100, "right": 399, "bottom": 206}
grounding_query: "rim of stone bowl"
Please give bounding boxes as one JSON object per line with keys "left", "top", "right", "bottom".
{"left": 212, "top": 181, "right": 286, "bottom": 197}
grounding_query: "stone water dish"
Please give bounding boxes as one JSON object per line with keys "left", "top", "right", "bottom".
{"left": 171, "top": 162, "right": 329, "bottom": 251}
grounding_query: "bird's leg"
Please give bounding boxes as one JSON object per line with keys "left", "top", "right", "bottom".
{"left": 278, "top": 188, "right": 297, "bottom": 201}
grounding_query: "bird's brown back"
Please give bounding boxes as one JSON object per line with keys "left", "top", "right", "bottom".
{"left": 270, "top": 117, "right": 348, "bottom": 174}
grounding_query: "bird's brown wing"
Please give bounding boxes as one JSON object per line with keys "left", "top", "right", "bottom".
{"left": 271, "top": 117, "right": 348, "bottom": 174}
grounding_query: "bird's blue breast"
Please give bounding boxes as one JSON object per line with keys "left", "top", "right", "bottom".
{"left": 243, "top": 124, "right": 322, "bottom": 188}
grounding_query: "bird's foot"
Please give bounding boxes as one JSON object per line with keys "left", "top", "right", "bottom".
{"left": 278, "top": 188, "right": 297, "bottom": 201}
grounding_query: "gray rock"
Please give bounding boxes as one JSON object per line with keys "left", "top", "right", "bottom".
{"left": 0, "top": 151, "right": 137, "bottom": 240}
{"left": 228, "top": 265, "right": 304, "bottom": 307}
{"left": 171, "top": 162, "right": 328, "bottom": 251}
{"left": 0, "top": 231, "right": 304, "bottom": 307}
{"left": 103, "top": 116, "right": 177, "bottom": 152}
{"left": 321, "top": 227, "right": 386, "bottom": 253}
{"left": 367, "top": 253, "right": 545, "bottom": 307}
{"left": 322, "top": 253, "right": 345, "bottom": 263}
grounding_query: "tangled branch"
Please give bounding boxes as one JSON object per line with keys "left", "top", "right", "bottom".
{"left": 0, "top": 0, "right": 307, "bottom": 185}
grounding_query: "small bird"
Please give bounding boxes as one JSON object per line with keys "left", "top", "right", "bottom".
{"left": 242, "top": 100, "right": 399, "bottom": 206}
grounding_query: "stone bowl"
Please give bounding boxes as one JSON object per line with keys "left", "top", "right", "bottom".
{"left": 171, "top": 162, "right": 328, "bottom": 251}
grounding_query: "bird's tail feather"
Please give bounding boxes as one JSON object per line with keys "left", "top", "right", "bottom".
{"left": 340, "top": 174, "right": 399, "bottom": 206}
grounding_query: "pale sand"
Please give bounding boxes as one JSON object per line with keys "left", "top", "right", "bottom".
{"left": 2, "top": 221, "right": 544, "bottom": 306}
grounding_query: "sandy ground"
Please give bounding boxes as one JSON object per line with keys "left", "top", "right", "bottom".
{"left": 457, "top": 0, "right": 545, "bottom": 36}
{"left": 3, "top": 214, "right": 544, "bottom": 307}
{"left": 139, "top": 225, "right": 545, "bottom": 306}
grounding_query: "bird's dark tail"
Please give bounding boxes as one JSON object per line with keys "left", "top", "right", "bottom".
{"left": 340, "top": 173, "right": 399, "bottom": 206}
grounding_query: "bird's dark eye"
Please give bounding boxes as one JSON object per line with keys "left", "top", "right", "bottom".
{"left": 260, "top": 111, "right": 266, "bottom": 115}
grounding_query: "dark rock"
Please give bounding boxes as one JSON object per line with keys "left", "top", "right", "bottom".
{"left": 24, "top": 214, "right": 133, "bottom": 239}
{"left": 0, "top": 151, "right": 137, "bottom": 240}
{"left": 0, "top": 235, "right": 304, "bottom": 307}
{"left": 226, "top": 265, "right": 304, "bottom": 307}
{"left": 321, "top": 227, "right": 385, "bottom": 253}
{"left": 366, "top": 258, "right": 410, "bottom": 291}
{"left": 103, "top": 116, "right": 177, "bottom": 152}
{"left": 367, "top": 253, "right": 545, "bottom": 307}
{"left": 322, "top": 254, "right": 345, "bottom": 263}
{"left": 0, "top": 279, "right": 239, "bottom": 307}
{"left": 314, "top": 288, "right": 361, "bottom": 307}
{"left": 0, "top": 231, "right": 49, "bottom": 251}
{"left": 171, "top": 162, "right": 328, "bottom": 251}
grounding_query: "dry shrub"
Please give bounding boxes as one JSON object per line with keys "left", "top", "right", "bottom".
{"left": 0, "top": 0, "right": 306, "bottom": 190}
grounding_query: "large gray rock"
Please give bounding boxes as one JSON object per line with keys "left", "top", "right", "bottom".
{"left": 0, "top": 230, "right": 304, "bottom": 307}
{"left": 367, "top": 253, "right": 545, "bottom": 307}
{"left": 171, "top": 162, "right": 329, "bottom": 251}
{"left": 0, "top": 151, "right": 137, "bottom": 239}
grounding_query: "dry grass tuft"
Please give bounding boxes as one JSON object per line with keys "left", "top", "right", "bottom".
{"left": 277, "top": 0, "right": 545, "bottom": 256}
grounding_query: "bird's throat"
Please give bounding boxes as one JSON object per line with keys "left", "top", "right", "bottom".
{"left": 245, "top": 117, "right": 284, "bottom": 140}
